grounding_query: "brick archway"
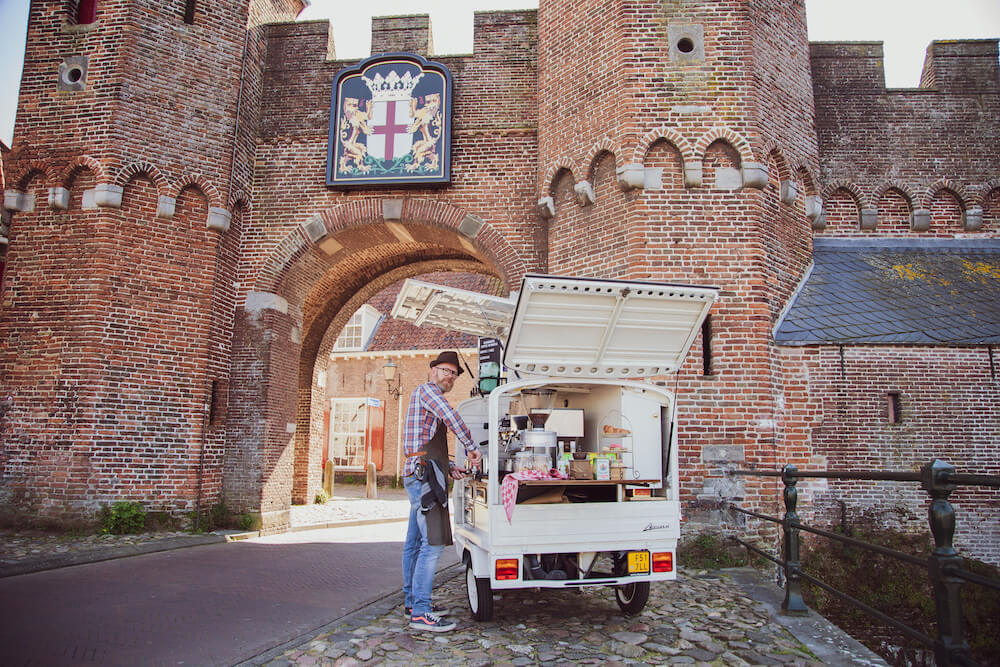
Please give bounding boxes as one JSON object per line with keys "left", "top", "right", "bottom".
{"left": 225, "top": 210, "right": 531, "bottom": 532}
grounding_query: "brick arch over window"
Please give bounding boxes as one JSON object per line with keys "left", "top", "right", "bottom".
{"left": 254, "top": 198, "right": 528, "bottom": 296}
{"left": 924, "top": 179, "right": 970, "bottom": 210}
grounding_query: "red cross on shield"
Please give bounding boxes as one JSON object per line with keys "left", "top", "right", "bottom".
{"left": 368, "top": 100, "right": 413, "bottom": 161}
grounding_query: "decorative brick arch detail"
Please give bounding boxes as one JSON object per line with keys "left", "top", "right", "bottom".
{"left": 229, "top": 189, "right": 252, "bottom": 213}
{"left": 582, "top": 138, "right": 621, "bottom": 181}
{"left": 924, "top": 179, "right": 970, "bottom": 210}
{"left": 12, "top": 160, "right": 57, "bottom": 190}
{"left": 764, "top": 146, "right": 792, "bottom": 183}
{"left": 59, "top": 155, "right": 106, "bottom": 187}
{"left": 821, "top": 180, "right": 868, "bottom": 209}
{"left": 792, "top": 163, "right": 819, "bottom": 197}
{"left": 633, "top": 127, "right": 695, "bottom": 164}
{"left": 254, "top": 198, "right": 528, "bottom": 295}
{"left": 975, "top": 178, "right": 1000, "bottom": 208}
{"left": 542, "top": 157, "right": 578, "bottom": 196}
{"left": 694, "top": 127, "right": 754, "bottom": 165}
{"left": 874, "top": 180, "right": 917, "bottom": 208}
{"left": 114, "top": 161, "right": 169, "bottom": 192}
{"left": 168, "top": 173, "right": 222, "bottom": 209}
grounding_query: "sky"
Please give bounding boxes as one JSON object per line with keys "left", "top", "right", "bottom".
{"left": 2, "top": 0, "right": 1000, "bottom": 146}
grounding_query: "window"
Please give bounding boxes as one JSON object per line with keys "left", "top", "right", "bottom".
{"left": 887, "top": 392, "right": 902, "bottom": 424}
{"left": 333, "top": 305, "right": 381, "bottom": 352}
{"left": 329, "top": 399, "right": 368, "bottom": 469}
{"left": 183, "top": 0, "right": 196, "bottom": 24}
{"left": 701, "top": 315, "right": 713, "bottom": 376}
{"left": 76, "top": 0, "right": 97, "bottom": 25}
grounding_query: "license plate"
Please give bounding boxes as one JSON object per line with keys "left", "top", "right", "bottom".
{"left": 627, "top": 551, "right": 650, "bottom": 574}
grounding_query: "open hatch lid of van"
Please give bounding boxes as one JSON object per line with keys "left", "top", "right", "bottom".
{"left": 389, "top": 278, "right": 516, "bottom": 339}
{"left": 390, "top": 274, "right": 718, "bottom": 380}
{"left": 503, "top": 275, "right": 719, "bottom": 379}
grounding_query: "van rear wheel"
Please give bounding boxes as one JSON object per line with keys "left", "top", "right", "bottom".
{"left": 466, "top": 560, "right": 494, "bottom": 621}
{"left": 614, "top": 581, "right": 650, "bottom": 615}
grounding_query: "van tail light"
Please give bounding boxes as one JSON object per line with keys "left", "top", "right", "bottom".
{"left": 652, "top": 552, "right": 673, "bottom": 573}
{"left": 495, "top": 558, "right": 519, "bottom": 580}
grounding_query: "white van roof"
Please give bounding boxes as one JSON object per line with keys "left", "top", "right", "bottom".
{"left": 390, "top": 274, "right": 718, "bottom": 379}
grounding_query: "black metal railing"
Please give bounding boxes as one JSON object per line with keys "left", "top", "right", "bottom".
{"left": 727, "top": 459, "right": 1000, "bottom": 667}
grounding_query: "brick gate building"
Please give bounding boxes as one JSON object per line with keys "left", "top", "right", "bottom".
{"left": 1, "top": 1, "right": 997, "bottom": 560}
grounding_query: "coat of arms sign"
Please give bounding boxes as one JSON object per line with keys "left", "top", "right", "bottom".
{"left": 327, "top": 53, "right": 453, "bottom": 187}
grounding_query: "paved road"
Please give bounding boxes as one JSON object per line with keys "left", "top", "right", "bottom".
{"left": 0, "top": 521, "right": 458, "bottom": 667}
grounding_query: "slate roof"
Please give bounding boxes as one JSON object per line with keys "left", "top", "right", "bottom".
{"left": 774, "top": 238, "right": 1000, "bottom": 345}
{"left": 363, "top": 271, "right": 505, "bottom": 351}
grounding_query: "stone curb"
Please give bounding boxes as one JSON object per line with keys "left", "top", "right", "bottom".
{"left": 719, "top": 567, "right": 888, "bottom": 666}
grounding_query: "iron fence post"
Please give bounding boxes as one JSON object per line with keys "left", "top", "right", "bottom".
{"left": 920, "top": 459, "right": 969, "bottom": 666}
{"left": 781, "top": 464, "right": 809, "bottom": 615}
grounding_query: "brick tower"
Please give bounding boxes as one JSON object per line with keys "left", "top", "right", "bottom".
{"left": 535, "top": 0, "right": 820, "bottom": 518}
{"left": 0, "top": 0, "right": 304, "bottom": 523}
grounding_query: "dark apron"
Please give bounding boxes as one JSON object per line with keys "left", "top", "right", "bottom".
{"left": 424, "top": 421, "right": 453, "bottom": 546}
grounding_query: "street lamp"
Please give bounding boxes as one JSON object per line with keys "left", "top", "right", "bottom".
{"left": 382, "top": 359, "right": 401, "bottom": 399}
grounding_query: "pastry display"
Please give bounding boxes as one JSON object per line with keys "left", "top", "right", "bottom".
{"left": 602, "top": 424, "right": 631, "bottom": 436}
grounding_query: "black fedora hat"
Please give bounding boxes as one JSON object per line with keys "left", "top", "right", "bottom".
{"left": 429, "top": 350, "right": 464, "bottom": 375}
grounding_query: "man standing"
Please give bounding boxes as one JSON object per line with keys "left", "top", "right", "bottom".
{"left": 402, "top": 350, "right": 482, "bottom": 632}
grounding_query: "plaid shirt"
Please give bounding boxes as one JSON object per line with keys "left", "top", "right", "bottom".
{"left": 402, "top": 381, "right": 478, "bottom": 477}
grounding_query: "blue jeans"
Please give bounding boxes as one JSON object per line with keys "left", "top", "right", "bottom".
{"left": 402, "top": 474, "right": 444, "bottom": 616}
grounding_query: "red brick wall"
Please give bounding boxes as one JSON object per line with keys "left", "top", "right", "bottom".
{"left": 776, "top": 346, "right": 1000, "bottom": 564}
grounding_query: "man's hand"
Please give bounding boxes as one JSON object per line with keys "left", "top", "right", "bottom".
{"left": 450, "top": 468, "right": 468, "bottom": 480}
{"left": 467, "top": 448, "right": 483, "bottom": 467}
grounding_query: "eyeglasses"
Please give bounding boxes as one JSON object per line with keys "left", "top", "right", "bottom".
{"left": 436, "top": 367, "right": 458, "bottom": 378}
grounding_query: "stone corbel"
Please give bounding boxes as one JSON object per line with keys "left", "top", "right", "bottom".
{"left": 741, "top": 162, "right": 768, "bottom": 189}
{"left": 805, "top": 195, "right": 823, "bottom": 223}
{"left": 963, "top": 206, "right": 983, "bottom": 231}
{"left": 811, "top": 211, "right": 827, "bottom": 231}
{"left": 458, "top": 214, "right": 485, "bottom": 239}
{"left": 93, "top": 184, "right": 123, "bottom": 208}
{"left": 48, "top": 187, "right": 70, "bottom": 210}
{"left": 156, "top": 195, "right": 176, "bottom": 219}
{"left": 780, "top": 180, "right": 799, "bottom": 205}
{"left": 382, "top": 198, "right": 403, "bottom": 220}
{"left": 574, "top": 180, "right": 595, "bottom": 206}
{"left": 4, "top": 190, "right": 35, "bottom": 213}
{"left": 910, "top": 209, "right": 931, "bottom": 232}
{"left": 683, "top": 161, "right": 703, "bottom": 188}
{"left": 616, "top": 163, "right": 646, "bottom": 191}
{"left": 859, "top": 208, "right": 878, "bottom": 230}
{"left": 537, "top": 196, "right": 555, "bottom": 219}
{"left": 207, "top": 207, "right": 231, "bottom": 233}
{"left": 301, "top": 214, "right": 326, "bottom": 242}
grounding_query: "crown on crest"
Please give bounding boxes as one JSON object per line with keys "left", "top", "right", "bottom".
{"left": 364, "top": 70, "right": 424, "bottom": 103}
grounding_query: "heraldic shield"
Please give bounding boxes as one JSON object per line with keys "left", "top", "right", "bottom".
{"left": 327, "top": 53, "right": 453, "bottom": 187}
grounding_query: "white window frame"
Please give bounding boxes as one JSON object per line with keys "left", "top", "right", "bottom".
{"left": 333, "top": 305, "right": 381, "bottom": 352}
{"left": 329, "top": 398, "right": 369, "bottom": 471}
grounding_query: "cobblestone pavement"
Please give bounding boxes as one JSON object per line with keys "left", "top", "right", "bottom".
{"left": 1, "top": 486, "right": 886, "bottom": 666}
{"left": 253, "top": 567, "right": 886, "bottom": 667}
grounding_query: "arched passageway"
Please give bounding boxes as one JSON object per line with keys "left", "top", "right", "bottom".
{"left": 224, "top": 200, "right": 535, "bottom": 532}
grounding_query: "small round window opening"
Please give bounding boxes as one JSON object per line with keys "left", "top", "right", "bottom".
{"left": 677, "top": 37, "right": 695, "bottom": 53}
{"left": 66, "top": 67, "right": 84, "bottom": 84}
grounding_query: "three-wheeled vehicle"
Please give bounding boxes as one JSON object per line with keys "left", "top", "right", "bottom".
{"left": 391, "top": 274, "right": 718, "bottom": 620}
